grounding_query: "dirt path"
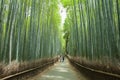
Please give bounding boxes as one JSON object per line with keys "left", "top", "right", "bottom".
{"left": 27, "top": 59, "right": 88, "bottom": 80}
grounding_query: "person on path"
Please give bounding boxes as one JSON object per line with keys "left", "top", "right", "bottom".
{"left": 62, "top": 56, "right": 64, "bottom": 62}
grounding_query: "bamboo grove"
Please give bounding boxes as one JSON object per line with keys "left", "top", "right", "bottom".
{"left": 62, "top": 0, "right": 120, "bottom": 65}
{"left": 0, "top": 0, "right": 62, "bottom": 64}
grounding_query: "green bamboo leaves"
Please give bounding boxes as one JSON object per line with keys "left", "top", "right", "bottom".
{"left": 62, "top": 0, "right": 120, "bottom": 65}
{"left": 0, "top": 0, "right": 62, "bottom": 64}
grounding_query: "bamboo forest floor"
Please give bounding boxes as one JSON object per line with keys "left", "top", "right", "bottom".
{"left": 27, "top": 59, "right": 88, "bottom": 80}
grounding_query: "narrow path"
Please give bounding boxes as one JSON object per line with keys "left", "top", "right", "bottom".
{"left": 27, "top": 59, "right": 88, "bottom": 80}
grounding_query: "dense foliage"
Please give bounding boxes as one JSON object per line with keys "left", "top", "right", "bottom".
{"left": 62, "top": 0, "right": 120, "bottom": 65}
{"left": 0, "top": 0, "right": 120, "bottom": 66}
{"left": 0, "top": 0, "right": 62, "bottom": 64}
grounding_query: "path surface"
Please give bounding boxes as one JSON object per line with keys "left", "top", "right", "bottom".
{"left": 27, "top": 59, "right": 88, "bottom": 80}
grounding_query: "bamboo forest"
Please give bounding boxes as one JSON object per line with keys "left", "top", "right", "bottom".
{"left": 0, "top": 0, "right": 120, "bottom": 80}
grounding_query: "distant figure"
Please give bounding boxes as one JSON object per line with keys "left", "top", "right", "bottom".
{"left": 62, "top": 56, "right": 64, "bottom": 62}
{"left": 58, "top": 55, "right": 61, "bottom": 62}
{"left": 59, "top": 55, "right": 65, "bottom": 62}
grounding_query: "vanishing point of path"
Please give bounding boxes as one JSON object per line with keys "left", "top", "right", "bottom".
{"left": 27, "top": 59, "right": 88, "bottom": 80}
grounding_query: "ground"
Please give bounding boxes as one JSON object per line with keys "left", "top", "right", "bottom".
{"left": 27, "top": 59, "right": 88, "bottom": 80}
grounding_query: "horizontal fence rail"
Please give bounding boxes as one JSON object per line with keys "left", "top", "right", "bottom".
{"left": 70, "top": 60, "right": 120, "bottom": 79}
{"left": 0, "top": 61, "right": 55, "bottom": 80}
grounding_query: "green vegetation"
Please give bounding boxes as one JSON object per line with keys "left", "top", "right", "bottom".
{"left": 0, "top": 0, "right": 120, "bottom": 72}
{"left": 62, "top": 0, "right": 120, "bottom": 65}
{"left": 0, "top": 0, "right": 62, "bottom": 64}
